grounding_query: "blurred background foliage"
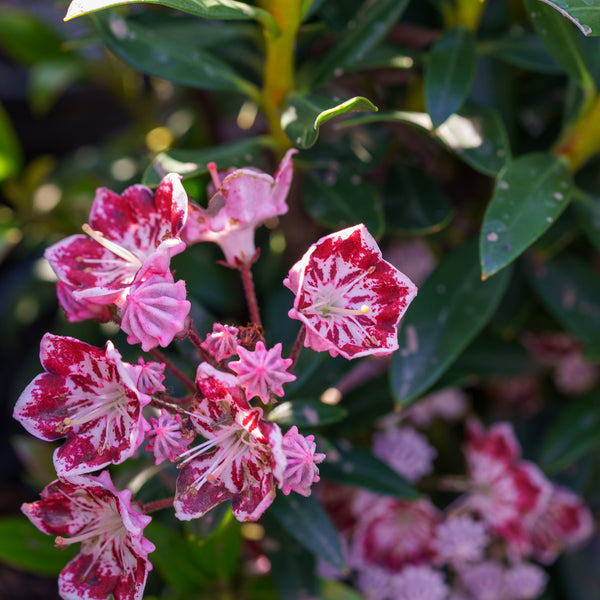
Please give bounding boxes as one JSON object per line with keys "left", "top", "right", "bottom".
{"left": 1, "top": 0, "right": 600, "bottom": 598}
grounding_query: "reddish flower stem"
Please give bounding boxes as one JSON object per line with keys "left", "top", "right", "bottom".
{"left": 289, "top": 324, "right": 306, "bottom": 368}
{"left": 139, "top": 496, "right": 175, "bottom": 514}
{"left": 239, "top": 262, "right": 262, "bottom": 328}
{"left": 150, "top": 396, "right": 189, "bottom": 414}
{"left": 187, "top": 325, "right": 222, "bottom": 369}
{"left": 149, "top": 348, "right": 196, "bottom": 393}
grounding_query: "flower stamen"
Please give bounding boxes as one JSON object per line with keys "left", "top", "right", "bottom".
{"left": 82, "top": 224, "right": 143, "bottom": 268}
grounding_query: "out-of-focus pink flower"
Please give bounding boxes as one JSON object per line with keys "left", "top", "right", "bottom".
{"left": 391, "top": 565, "right": 449, "bottom": 600}
{"left": 462, "top": 420, "right": 552, "bottom": 554}
{"left": 120, "top": 274, "right": 190, "bottom": 351}
{"left": 384, "top": 238, "right": 436, "bottom": 286}
{"left": 355, "top": 565, "right": 398, "bottom": 600}
{"left": 21, "top": 471, "right": 154, "bottom": 600}
{"left": 435, "top": 515, "right": 489, "bottom": 565}
{"left": 45, "top": 174, "right": 188, "bottom": 308}
{"left": 279, "top": 425, "right": 325, "bottom": 496}
{"left": 403, "top": 388, "right": 468, "bottom": 427}
{"left": 284, "top": 224, "right": 417, "bottom": 359}
{"left": 522, "top": 330, "right": 581, "bottom": 366}
{"left": 527, "top": 485, "right": 594, "bottom": 564}
{"left": 229, "top": 341, "right": 295, "bottom": 404}
{"left": 174, "top": 364, "right": 286, "bottom": 522}
{"left": 201, "top": 323, "right": 240, "bottom": 362}
{"left": 352, "top": 495, "right": 440, "bottom": 570}
{"left": 372, "top": 426, "right": 436, "bottom": 482}
{"left": 135, "top": 358, "right": 166, "bottom": 395}
{"left": 182, "top": 149, "right": 297, "bottom": 266}
{"left": 56, "top": 281, "right": 113, "bottom": 323}
{"left": 145, "top": 409, "right": 192, "bottom": 465}
{"left": 504, "top": 563, "right": 548, "bottom": 599}
{"left": 553, "top": 352, "right": 598, "bottom": 396}
{"left": 457, "top": 560, "right": 507, "bottom": 600}
{"left": 13, "top": 334, "right": 150, "bottom": 477}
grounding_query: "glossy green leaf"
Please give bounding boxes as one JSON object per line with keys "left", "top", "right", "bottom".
{"left": 483, "top": 31, "right": 563, "bottom": 73}
{"left": 268, "top": 399, "right": 347, "bottom": 427}
{"left": 142, "top": 137, "right": 269, "bottom": 186}
{"left": 425, "top": 26, "right": 477, "bottom": 127}
{"left": 536, "top": 0, "right": 600, "bottom": 36}
{"left": 0, "top": 516, "right": 76, "bottom": 575}
{"left": 270, "top": 494, "right": 345, "bottom": 569}
{"left": 94, "top": 11, "right": 257, "bottom": 96}
{"left": 343, "top": 104, "right": 511, "bottom": 176}
{"left": 385, "top": 165, "right": 454, "bottom": 234}
{"left": 480, "top": 153, "right": 573, "bottom": 279}
{"left": 263, "top": 517, "right": 319, "bottom": 600}
{"left": 307, "top": 0, "right": 411, "bottom": 89}
{"left": 540, "top": 391, "right": 600, "bottom": 474}
{"left": 573, "top": 189, "right": 600, "bottom": 251}
{"left": 0, "top": 104, "right": 22, "bottom": 182}
{"left": 525, "top": 0, "right": 594, "bottom": 89}
{"left": 391, "top": 241, "right": 512, "bottom": 405}
{"left": 303, "top": 167, "right": 384, "bottom": 237}
{"left": 527, "top": 252, "right": 600, "bottom": 358}
{"left": 66, "top": 0, "right": 279, "bottom": 34}
{"left": 319, "top": 439, "right": 420, "bottom": 498}
{"left": 281, "top": 94, "right": 377, "bottom": 149}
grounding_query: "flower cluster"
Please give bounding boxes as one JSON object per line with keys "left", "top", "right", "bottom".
{"left": 318, "top": 415, "right": 593, "bottom": 600}
{"left": 14, "top": 156, "right": 418, "bottom": 600}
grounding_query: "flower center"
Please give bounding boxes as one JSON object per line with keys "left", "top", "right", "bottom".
{"left": 82, "top": 224, "right": 143, "bottom": 268}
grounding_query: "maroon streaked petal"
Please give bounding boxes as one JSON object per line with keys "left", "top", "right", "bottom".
{"left": 153, "top": 173, "right": 188, "bottom": 238}
{"left": 465, "top": 420, "right": 522, "bottom": 466}
{"left": 231, "top": 472, "right": 276, "bottom": 521}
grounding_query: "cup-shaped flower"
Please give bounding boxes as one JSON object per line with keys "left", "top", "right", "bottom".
{"left": 45, "top": 173, "right": 188, "bottom": 308}
{"left": 284, "top": 224, "right": 418, "bottom": 359}
{"left": 21, "top": 471, "right": 154, "bottom": 600}
{"left": 229, "top": 341, "right": 296, "bottom": 404}
{"left": 279, "top": 425, "right": 325, "bottom": 496}
{"left": 120, "top": 273, "right": 190, "bottom": 351}
{"left": 135, "top": 358, "right": 166, "bottom": 395}
{"left": 13, "top": 333, "right": 151, "bottom": 476}
{"left": 182, "top": 149, "right": 297, "bottom": 266}
{"left": 145, "top": 409, "right": 192, "bottom": 465}
{"left": 174, "top": 364, "right": 286, "bottom": 522}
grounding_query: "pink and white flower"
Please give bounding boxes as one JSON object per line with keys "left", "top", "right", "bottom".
{"left": 45, "top": 173, "right": 188, "bottom": 308}
{"left": 504, "top": 563, "right": 548, "bottom": 599}
{"left": 56, "top": 281, "right": 113, "bottom": 323}
{"left": 145, "top": 409, "right": 192, "bottom": 465}
{"left": 135, "top": 358, "right": 166, "bottom": 395}
{"left": 435, "top": 515, "right": 489, "bottom": 565}
{"left": 21, "top": 471, "right": 154, "bottom": 600}
{"left": 229, "top": 341, "right": 296, "bottom": 404}
{"left": 182, "top": 149, "right": 297, "bottom": 266}
{"left": 174, "top": 364, "right": 286, "bottom": 522}
{"left": 201, "top": 323, "right": 240, "bottom": 362}
{"left": 284, "top": 224, "right": 417, "bottom": 359}
{"left": 391, "top": 565, "right": 449, "bottom": 600}
{"left": 462, "top": 420, "right": 552, "bottom": 554}
{"left": 279, "top": 425, "right": 325, "bottom": 496}
{"left": 13, "top": 333, "right": 150, "bottom": 476}
{"left": 457, "top": 560, "right": 507, "bottom": 600}
{"left": 120, "top": 273, "right": 190, "bottom": 351}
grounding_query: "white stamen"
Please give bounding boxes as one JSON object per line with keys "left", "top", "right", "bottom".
{"left": 82, "top": 224, "right": 143, "bottom": 267}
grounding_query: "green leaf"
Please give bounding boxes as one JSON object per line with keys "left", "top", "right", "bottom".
{"left": 385, "top": 165, "right": 454, "bottom": 234}
{"left": 263, "top": 517, "right": 319, "bottom": 600}
{"left": 527, "top": 252, "right": 600, "bottom": 358}
{"left": 573, "top": 189, "right": 600, "bottom": 251}
{"left": 281, "top": 94, "right": 377, "bottom": 149}
{"left": 94, "top": 11, "right": 258, "bottom": 96}
{"left": 540, "top": 390, "right": 600, "bottom": 474}
{"left": 65, "top": 0, "right": 279, "bottom": 35}
{"left": 0, "top": 516, "right": 76, "bottom": 575}
{"left": 483, "top": 31, "right": 563, "bottom": 73}
{"left": 0, "top": 104, "right": 22, "bottom": 182}
{"left": 480, "top": 153, "right": 573, "bottom": 279}
{"left": 307, "top": 0, "right": 411, "bottom": 89}
{"left": 425, "top": 26, "right": 477, "bottom": 128}
{"left": 268, "top": 399, "right": 347, "bottom": 427}
{"left": 142, "top": 137, "right": 269, "bottom": 186}
{"left": 270, "top": 494, "right": 345, "bottom": 569}
{"left": 29, "top": 58, "right": 86, "bottom": 115}
{"left": 319, "top": 439, "right": 420, "bottom": 498}
{"left": 525, "top": 0, "right": 594, "bottom": 89}
{"left": 535, "top": 0, "right": 600, "bottom": 36}
{"left": 391, "top": 240, "right": 512, "bottom": 405}
{"left": 304, "top": 166, "right": 384, "bottom": 237}
{"left": 343, "top": 104, "right": 511, "bottom": 176}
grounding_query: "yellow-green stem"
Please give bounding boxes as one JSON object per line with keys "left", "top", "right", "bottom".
{"left": 258, "top": 0, "right": 302, "bottom": 149}
{"left": 447, "top": 0, "right": 488, "bottom": 31}
{"left": 553, "top": 94, "right": 600, "bottom": 173}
